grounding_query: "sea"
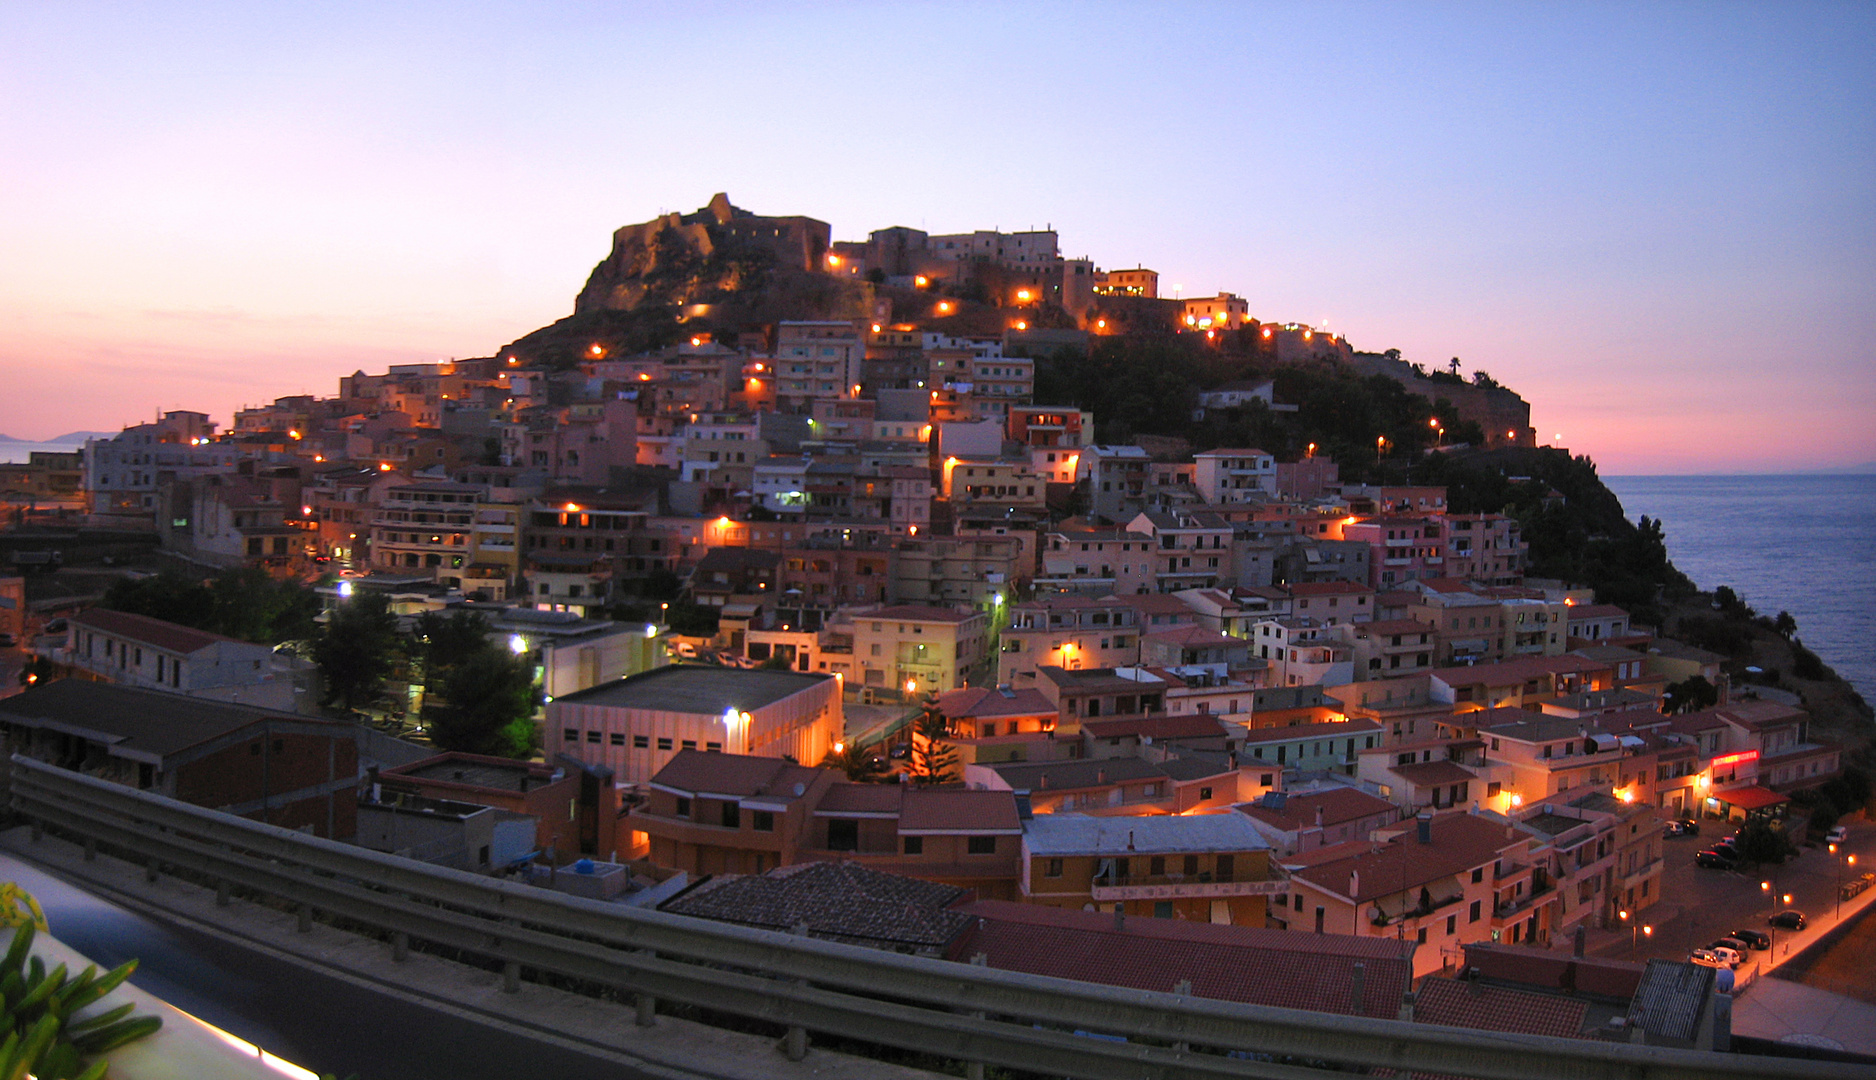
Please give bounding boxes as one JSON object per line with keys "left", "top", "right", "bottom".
{"left": 0, "top": 440, "right": 88, "bottom": 463}
{"left": 1604, "top": 474, "right": 1875, "bottom": 702}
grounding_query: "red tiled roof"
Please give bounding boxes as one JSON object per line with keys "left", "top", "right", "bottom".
{"left": 898, "top": 789, "right": 1022, "bottom": 834}
{"left": 72, "top": 608, "right": 236, "bottom": 656}
{"left": 1710, "top": 785, "right": 1788, "bottom": 810}
{"left": 1240, "top": 718, "right": 1383, "bottom": 744}
{"left": 1141, "top": 625, "right": 1240, "bottom": 646}
{"left": 815, "top": 784, "right": 902, "bottom": 814}
{"left": 1413, "top": 977, "right": 1588, "bottom": 1040}
{"left": 1390, "top": 760, "right": 1479, "bottom": 786}
{"left": 1287, "top": 814, "right": 1521, "bottom": 901}
{"left": 1289, "top": 581, "right": 1373, "bottom": 596}
{"left": 649, "top": 750, "right": 827, "bottom": 800}
{"left": 936, "top": 686, "right": 1058, "bottom": 720}
{"left": 1429, "top": 655, "right": 1605, "bottom": 687}
{"left": 948, "top": 899, "right": 1414, "bottom": 1020}
{"left": 1237, "top": 787, "right": 1400, "bottom": 832}
{"left": 1711, "top": 700, "right": 1807, "bottom": 731}
{"left": 1567, "top": 604, "right": 1630, "bottom": 620}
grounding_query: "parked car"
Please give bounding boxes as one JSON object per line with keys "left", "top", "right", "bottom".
{"left": 1688, "top": 948, "right": 1728, "bottom": 968}
{"left": 1663, "top": 821, "right": 1693, "bottom": 837}
{"left": 1694, "top": 850, "right": 1736, "bottom": 870}
{"left": 1706, "top": 944, "right": 1743, "bottom": 967}
{"left": 1826, "top": 825, "right": 1848, "bottom": 844}
{"left": 1729, "top": 929, "right": 1771, "bottom": 950}
{"left": 1710, "top": 840, "right": 1738, "bottom": 859}
{"left": 1769, "top": 910, "right": 1807, "bottom": 930}
{"left": 1677, "top": 817, "right": 1700, "bottom": 835}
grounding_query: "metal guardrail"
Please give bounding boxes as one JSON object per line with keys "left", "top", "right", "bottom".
{"left": 9, "top": 756, "right": 1864, "bottom": 1080}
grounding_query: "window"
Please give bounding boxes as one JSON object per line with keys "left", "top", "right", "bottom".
{"left": 827, "top": 819, "right": 859, "bottom": 852}
{"left": 609, "top": 733, "right": 625, "bottom": 746}
{"left": 1470, "top": 900, "right": 1482, "bottom": 923}
{"left": 903, "top": 836, "right": 924, "bottom": 855}
{"left": 1216, "top": 854, "right": 1234, "bottom": 879}
{"left": 1199, "top": 786, "right": 1213, "bottom": 801}
{"left": 1183, "top": 855, "right": 1199, "bottom": 876}
{"left": 1045, "top": 858, "right": 1063, "bottom": 877}
{"left": 563, "top": 728, "right": 579, "bottom": 743}
{"left": 657, "top": 737, "right": 673, "bottom": 751}
{"left": 586, "top": 731, "right": 601, "bottom": 743}
{"left": 967, "top": 836, "right": 997, "bottom": 855}
{"left": 674, "top": 797, "right": 691, "bottom": 818}
{"left": 1154, "top": 902, "right": 1174, "bottom": 919}
{"left": 720, "top": 803, "right": 740, "bottom": 829}
{"left": 1149, "top": 856, "right": 1166, "bottom": 876}
{"left": 753, "top": 811, "right": 774, "bottom": 832}
{"left": 705, "top": 741, "right": 722, "bottom": 752}
{"left": 1447, "top": 914, "right": 1456, "bottom": 935}
{"left": 633, "top": 735, "right": 649, "bottom": 749}
{"left": 681, "top": 740, "right": 697, "bottom": 751}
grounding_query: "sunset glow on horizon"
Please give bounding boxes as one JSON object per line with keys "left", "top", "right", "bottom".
{"left": 2, "top": 3, "right": 1870, "bottom": 474}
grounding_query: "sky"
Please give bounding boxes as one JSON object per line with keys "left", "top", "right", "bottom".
{"left": 2, "top": 2, "right": 1872, "bottom": 474}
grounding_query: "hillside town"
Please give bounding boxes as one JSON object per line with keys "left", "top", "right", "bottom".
{"left": 0, "top": 197, "right": 1865, "bottom": 1058}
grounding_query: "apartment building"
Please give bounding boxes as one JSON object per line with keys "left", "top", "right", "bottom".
{"left": 1018, "top": 812, "right": 1276, "bottom": 925}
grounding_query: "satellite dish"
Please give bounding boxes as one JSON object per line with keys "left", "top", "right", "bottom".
{"left": 793, "top": 782, "right": 805, "bottom": 796}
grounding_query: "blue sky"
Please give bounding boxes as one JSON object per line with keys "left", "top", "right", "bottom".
{"left": 2, "top": 1, "right": 1871, "bottom": 472}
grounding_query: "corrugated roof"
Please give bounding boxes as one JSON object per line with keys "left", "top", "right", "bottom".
{"left": 1628, "top": 959, "right": 1713, "bottom": 1042}
{"left": 0, "top": 679, "right": 329, "bottom": 761}
{"left": 1021, "top": 812, "right": 1269, "bottom": 855}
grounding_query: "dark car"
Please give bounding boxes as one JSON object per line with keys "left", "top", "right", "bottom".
{"left": 1710, "top": 840, "right": 1738, "bottom": 859}
{"left": 1712, "top": 936, "right": 1751, "bottom": 956}
{"left": 1677, "top": 817, "right": 1700, "bottom": 835}
{"left": 1695, "top": 850, "right": 1736, "bottom": 870}
{"left": 1769, "top": 910, "right": 1807, "bottom": 930}
{"left": 1664, "top": 821, "right": 1693, "bottom": 837}
{"left": 1729, "top": 929, "right": 1771, "bottom": 950}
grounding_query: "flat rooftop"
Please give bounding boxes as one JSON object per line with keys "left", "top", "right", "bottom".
{"left": 554, "top": 664, "right": 833, "bottom": 715}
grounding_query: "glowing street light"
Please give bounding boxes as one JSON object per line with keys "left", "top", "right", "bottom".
{"left": 508, "top": 634, "right": 528, "bottom": 655}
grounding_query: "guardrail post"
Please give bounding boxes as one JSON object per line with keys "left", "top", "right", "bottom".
{"left": 966, "top": 952, "right": 989, "bottom": 1080}
{"left": 28, "top": 819, "right": 40, "bottom": 843}
{"left": 1172, "top": 979, "right": 1193, "bottom": 1053}
{"left": 145, "top": 857, "right": 159, "bottom": 883}
{"left": 392, "top": 932, "right": 409, "bottom": 961}
{"left": 82, "top": 836, "right": 95, "bottom": 861}
{"left": 503, "top": 961, "right": 521, "bottom": 993}
{"left": 298, "top": 904, "right": 313, "bottom": 933}
{"left": 782, "top": 923, "right": 811, "bottom": 1061}
{"left": 216, "top": 880, "right": 230, "bottom": 907}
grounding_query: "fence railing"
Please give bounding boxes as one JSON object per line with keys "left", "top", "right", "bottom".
{"left": 10, "top": 756, "right": 1863, "bottom": 1080}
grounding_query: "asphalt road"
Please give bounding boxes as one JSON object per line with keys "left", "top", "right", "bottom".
{"left": 0, "top": 853, "right": 657, "bottom": 1080}
{"left": 1597, "top": 819, "right": 1874, "bottom": 975}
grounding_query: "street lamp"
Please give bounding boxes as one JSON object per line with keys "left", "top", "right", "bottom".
{"left": 1831, "top": 843, "right": 1857, "bottom": 918}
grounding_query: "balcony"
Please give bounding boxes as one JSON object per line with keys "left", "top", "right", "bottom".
{"left": 1622, "top": 858, "right": 1663, "bottom": 891}
{"left": 1091, "top": 874, "right": 1286, "bottom": 902}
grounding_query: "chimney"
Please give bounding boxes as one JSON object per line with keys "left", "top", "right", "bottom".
{"left": 1350, "top": 963, "right": 1366, "bottom": 1014}
{"left": 1416, "top": 813, "right": 1432, "bottom": 844}
{"left": 1573, "top": 925, "right": 1587, "bottom": 958}
{"left": 1097, "top": 768, "right": 1107, "bottom": 784}
{"left": 1316, "top": 803, "right": 1326, "bottom": 828}
{"left": 1127, "top": 829, "right": 1135, "bottom": 851}
{"left": 1349, "top": 870, "right": 1360, "bottom": 897}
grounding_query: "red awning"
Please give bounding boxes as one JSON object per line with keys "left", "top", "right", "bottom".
{"left": 1712, "top": 785, "right": 1788, "bottom": 810}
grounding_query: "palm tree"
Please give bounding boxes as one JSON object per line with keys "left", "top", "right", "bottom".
{"left": 820, "top": 744, "right": 889, "bottom": 783}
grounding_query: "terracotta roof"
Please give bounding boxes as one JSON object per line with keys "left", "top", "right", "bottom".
{"left": 1081, "top": 714, "right": 1228, "bottom": 740}
{"left": 935, "top": 686, "right": 1057, "bottom": 720}
{"left": 948, "top": 899, "right": 1413, "bottom": 1020}
{"left": 1566, "top": 604, "right": 1630, "bottom": 620}
{"left": 814, "top": 784, "right": 902, "bottom": 814}
{"left": 72, "top": 608, "right": 237, "bottom": 656}
{"left": 1237, "top": 787, "right": 1400, "bottom": 832}
{"left": 1413, "top": 977, "right": 1588, "bottom": 1040}
{"left": 898, "top": 789, "right": 1022, "bottom": 835}
{"left": 1390, "top": 760, "right": 1479, "bottom": 786}
{"left": 1110, "top": 594, "right": 1200, "bottom": 616}
{"left": 1287, "top": 814, "right": 1520, "bottom": 901}
{"left": 1141, "top": 626, "right": 1241, "bottom": 647}
{"left": 1711, "top": 700, "right": 1807, "bottom": 731}
{"left": 1710, "top": 785, "right": 1788, "bottom": 810}
{"left": 649, "top": 750, "right": 828, "bottom": 801}
{"left": 1240, "top": 718, "right": 1382, "bottom": 745}
{"left": 991, "top": 757, "right": 1165, "bottom": 793}
{"left": 660, "top": 862, "right": 970, "bottom": 951}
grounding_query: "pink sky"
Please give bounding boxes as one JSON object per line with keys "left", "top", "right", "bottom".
{"left": 3, "top": 3, "right": 1871, "bottom": 474}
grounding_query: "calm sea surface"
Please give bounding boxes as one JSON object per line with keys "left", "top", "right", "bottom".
{"left": 1603, "top": 474, "right": 1875, "bottom": 700}
{"left": 0, "top": 441, "right": 85, "bottom": 463}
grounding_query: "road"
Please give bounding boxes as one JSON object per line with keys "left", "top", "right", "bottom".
{"left": 0, "top": 853, "right": 657, "bottom": 1080}
{"left": 1769, "top": 892, "right": 1876, "bottom": 1004}
{"left": 1593, "top": 818, "right": 1875, "bottom": 977}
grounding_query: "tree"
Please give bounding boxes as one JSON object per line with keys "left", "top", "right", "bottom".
{"left": 1774, "top": 611, "right": 1797, "bottom": 638}
{"left": 410, "top": 610, "right": 494, "bottom": 681}
{"left": 313, "top": 591, "right": 402, "bottom": 712}
{"left": 1662, "top": 675, "right": 1719, "bottom": 714}
{"left": 1733, "top": 820, "right": 1796, "bottom": 866}
{"left": 908, "top": 700, "right": 959, "bottom": 787}
{"left": 426, "top": 649, "right": 541, "bottom": 757}
{"left": 820, "top": 744, "right": 889, "bottom": 783}
{"left": 102, "top": 566, "right": 317, "bottom": 644}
